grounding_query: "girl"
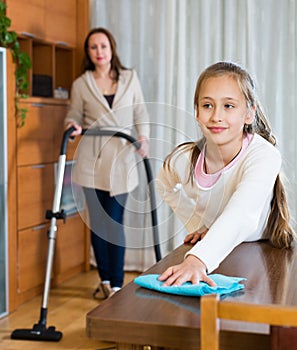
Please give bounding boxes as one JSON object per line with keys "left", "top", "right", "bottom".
{"left": 156, "top": 61, "right": 296, "bottom": 287}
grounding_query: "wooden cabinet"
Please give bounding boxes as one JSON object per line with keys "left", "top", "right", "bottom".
{"left": 17, "top": 163, "right": 54, "bottom": 229}
{"left": 7, "top": 0, "right": 77, "bottom": 99}
{"left": 55, "top": 214, "right": 86, "bottom": 283}
{"left": 44, "top": 0, "right": 77, "bottom": 46}
{"left": 12, "top": 98, "right": 89, "bottom": 302}
{"left": 6, "top": 1, "right": 90, "bottom": 311}
{"left": 18, "top": 224, "right": 49, "bottom": 293}
{"left": 17, "top": 101, "right": 67, "bottom": 165}
{"left": 5, "top": 0, "right": 46, "bottom": 39}
{"left": 13, "top": 98, "right": 88, "bottom": 300}
{"left": 15, "top": 100, "right": 87, "bottom": 294}
{"left": 17, "top": 36, "right": 75, "bottom": 99}
{"left": 6, "top": 0, "right": 76, "bottom": 46}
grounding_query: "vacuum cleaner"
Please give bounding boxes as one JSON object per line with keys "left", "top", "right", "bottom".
{"left": 11, "top": 126, "right": 161, "bottom": 341}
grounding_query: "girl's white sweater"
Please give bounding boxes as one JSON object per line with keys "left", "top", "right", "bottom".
{"left": 156, "top": 134, "right": 281, "bottom": 272}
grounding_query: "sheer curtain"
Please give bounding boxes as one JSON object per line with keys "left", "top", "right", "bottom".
{"left": 89, "top": 0, "right": 297, "bottom": 270}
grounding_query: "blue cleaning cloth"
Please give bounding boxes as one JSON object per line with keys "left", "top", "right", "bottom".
{"left": 134, "top": 274, "right": 246, "bottom": 297}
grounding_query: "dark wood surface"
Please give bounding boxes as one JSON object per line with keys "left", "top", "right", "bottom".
{"left": 86, "top": 241, "right": 297, "bottom": 349}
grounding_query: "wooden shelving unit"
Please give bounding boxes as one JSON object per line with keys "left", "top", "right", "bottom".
{"left": 5, "top": 0, "right": 90, "bottom": 312}
{"left": 18, "top": 36, "right": 75, "bottom": 98}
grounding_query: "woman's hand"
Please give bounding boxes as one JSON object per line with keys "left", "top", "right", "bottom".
{"left": 158, "top": 254, "right": 216, "bottom": 287}
{"left": 184, "top": 228, "right": 209, "bottom": 244}
{"left": 65, "top": 121, "right": 82, "bottom": 138}
{"left": 137, "top": 135, "right": 149, "bottom": 158}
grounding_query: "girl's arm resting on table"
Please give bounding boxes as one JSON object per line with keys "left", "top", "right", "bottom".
{"left": 158, "top": 254, "right": 216, "bottom": 287}
{"left": 184, "top": 143, "right": 282, "bottom": 273}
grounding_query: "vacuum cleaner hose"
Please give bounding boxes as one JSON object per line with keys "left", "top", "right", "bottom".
{"left": 80, "top": 128, "right": 162, "bottom": 262}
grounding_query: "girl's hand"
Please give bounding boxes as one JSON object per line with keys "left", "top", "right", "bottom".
{"left": 137, "top": 135, "right": 149, "bottom": 158}
{"left": 65, "top": 122, "right": 82, "bottom": 138}
{"left": 158, "top": 255, "right": 216, "bottom": 287}
{"left": 184, "top": 229, "right": 209, "bottom": 244}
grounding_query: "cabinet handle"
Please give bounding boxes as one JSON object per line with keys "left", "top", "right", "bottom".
{"left": 31, "top": 103, "right": 45, "bottom": 108}
{"left": 31, "top": 164, "right": 45, "bottom": 169}
{"left": 21, "top": 31, "right": 36, "bottom": 39}
{"left": 56, "top": 41, "right": 69, "bottom": 47}
{"left": 32, "top": 224, "right": 46, "bottom": 231}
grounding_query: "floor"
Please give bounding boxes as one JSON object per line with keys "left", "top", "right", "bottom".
{"left": 0, "top": 269, "right": 139, "bottom": 350}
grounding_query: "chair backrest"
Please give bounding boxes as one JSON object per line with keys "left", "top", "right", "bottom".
{"left": 200, "top": 294, "right": 297, "bottom": 350}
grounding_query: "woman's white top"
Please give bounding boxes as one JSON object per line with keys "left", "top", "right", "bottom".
{"left": 65, "top": 69, "right": 150, "bottom": 195}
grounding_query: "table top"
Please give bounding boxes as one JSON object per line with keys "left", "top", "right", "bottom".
{"left": 213, "top": 240, "right": 297, "bottom": 306}
{"left": 86, "top": 241, "right": 297, "bottom": 349}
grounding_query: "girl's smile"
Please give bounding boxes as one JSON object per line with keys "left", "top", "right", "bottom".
{"left": 207, "top": 126, "right": 228, "bottom": 133}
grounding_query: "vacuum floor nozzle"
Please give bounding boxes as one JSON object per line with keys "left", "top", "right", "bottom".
{"left": 11, "top": 323, "right": 62, "bottom": 342}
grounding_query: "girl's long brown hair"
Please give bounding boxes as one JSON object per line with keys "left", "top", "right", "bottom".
{"left": 164, "top": 61, "right": 296, "bottom": 248}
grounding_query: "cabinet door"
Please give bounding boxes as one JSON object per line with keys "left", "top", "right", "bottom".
{"left": 17, "top": 163, "right": 54, "bottom": 229}
{"left": 18, "top": 224, "right": 49, "bottom": 293}
{"left": 17, "top": 102, "right": 67, "bottom": 166}
{"left": 6, "top": 0, "right": 46, "bottom": 39}
{"left": 45, "top": 0, "right": 76, "bottom": 46}
{"left": 55, "top": 214, "right": 85, "bottom": 278}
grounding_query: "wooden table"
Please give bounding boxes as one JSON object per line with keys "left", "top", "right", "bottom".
{"left": 86, "top": 241, "right": 297, "bottom": 350}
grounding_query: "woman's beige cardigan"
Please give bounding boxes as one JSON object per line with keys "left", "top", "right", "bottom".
{"left": 65, "top": 69, "right": 150, "bottom": 196}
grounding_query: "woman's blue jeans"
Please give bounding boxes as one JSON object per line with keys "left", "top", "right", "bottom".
{"left": 83, "top": 187, "right": 128, "bottom": 288}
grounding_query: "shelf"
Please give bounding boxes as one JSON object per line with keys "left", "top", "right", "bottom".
{"left": 55, "top": 45, "right": 75, "bottom": 94}
{"left": 18, "top": 36, "right": 75, "bottom": 98}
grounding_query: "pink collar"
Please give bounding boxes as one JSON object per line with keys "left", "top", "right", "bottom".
{"left": 195, "top": 133, "right": 253, "bottom": 188}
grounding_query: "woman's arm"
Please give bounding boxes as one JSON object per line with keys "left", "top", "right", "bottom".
{"left": 137, "top": 134, "right": 149, "bottom": 158}
{"left": 130, "top": 70, "right": 150, "bottom": 158}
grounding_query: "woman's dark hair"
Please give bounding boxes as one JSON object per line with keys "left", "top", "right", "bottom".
{"left": 82, "top": 27, "right": 127, "bottom": 81}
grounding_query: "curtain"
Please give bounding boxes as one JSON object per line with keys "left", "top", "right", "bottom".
{"left": 89, "top": 0, "right": 297, "bottom": 271}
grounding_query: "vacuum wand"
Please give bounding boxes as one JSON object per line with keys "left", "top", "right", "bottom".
{"left": 10, "top": 128, "right": 75, "bottom": 342}
{"left": 11, "top": 126, "right": 161, "bottom": 342}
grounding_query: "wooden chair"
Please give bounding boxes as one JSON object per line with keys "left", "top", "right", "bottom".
{"left": 200, "top": 294, "right": 297, "bottom": 350}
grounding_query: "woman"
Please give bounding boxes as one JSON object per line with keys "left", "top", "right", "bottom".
{"left": 65, "top": 27, "right": 150, "bottom": 298}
